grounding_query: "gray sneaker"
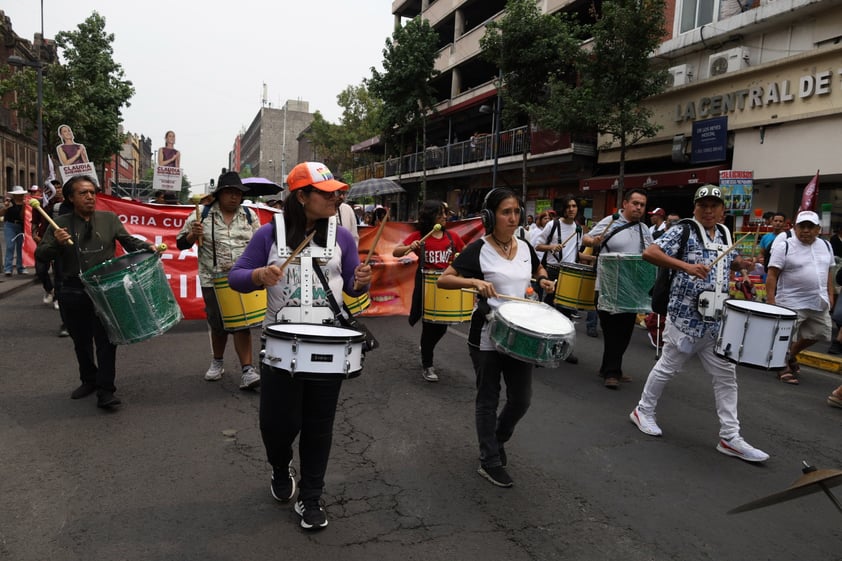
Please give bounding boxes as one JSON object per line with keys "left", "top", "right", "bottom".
{"left": 240, "top": 365, "right": 260, "bottom": 390}
{"left": 204, "top": 359, "right": 224, "bottom": 381}
{"left": 422, "top": 367, "right": 439, "bottom": 382}
{"left": 716, "top": 436, "right": 769, "bottom": 463}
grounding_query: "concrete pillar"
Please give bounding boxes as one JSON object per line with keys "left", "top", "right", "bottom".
{"left": 451, "top": 67, "right": 462, "bottom": 99}
{"left": 454, "top": 9, "right": 464, "bottom": 38}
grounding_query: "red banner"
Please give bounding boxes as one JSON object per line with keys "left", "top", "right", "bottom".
{"left": 22, "top": 195, "right": 486, "bottom": 319}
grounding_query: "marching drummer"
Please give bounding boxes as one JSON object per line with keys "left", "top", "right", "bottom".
{"left": 393, "top": 200, "right": 465, "bottom": 382}
{"left": 176, "top": 171, "right": 261, "bottom": 390}
{"left": 35, "top": 176, "right": 159, "bottom": 409}
{"left": 582, "top": 189, "right": 654, "bottom": 389}
{"left": 437, "top": 188, "right": 555, "bottom": 488}
{"left": 629, "top": 185, "right": 769, "bottom": 463}
{"left": 228, "top": 162, "right": 371, "bottom": 531}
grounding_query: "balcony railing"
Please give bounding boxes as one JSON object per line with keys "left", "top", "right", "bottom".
{"left": 352, "top": 125, "right": 531, "bottom": 183}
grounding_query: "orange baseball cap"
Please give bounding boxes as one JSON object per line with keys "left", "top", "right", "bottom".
{"left": 286, "top": 162, "right": 348, "bottom": 192}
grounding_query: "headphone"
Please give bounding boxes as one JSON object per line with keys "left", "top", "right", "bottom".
{"left": 480, "top": 188, "right": 525, "bottom": 233}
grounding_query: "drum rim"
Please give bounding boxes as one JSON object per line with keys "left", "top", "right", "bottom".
{"left": 265, "top": 323, "right": 366, "bottom": 342}
{"left": 724, "top": 299, "right": 797, "bottom": 318}
{"left": 559, "top": 262, "right": 596, "bottom": 272}
{"left": 81, "top": 250, "right": 156, "bottom": 281}
{"left": 493, "top": 301, "right": 575, "bottom": 336}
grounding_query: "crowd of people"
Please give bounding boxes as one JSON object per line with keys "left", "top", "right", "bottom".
{"left": 11, "top": 166, "right": 842, "bottom": 532}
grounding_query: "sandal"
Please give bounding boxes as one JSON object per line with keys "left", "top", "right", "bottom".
{"left": 786, "top": 354, "right": 801, "bottom": 374}
{"left": 777, "top": 370, "right": 800, "bottom": 385}
{"left": 828, "top": 391, "right": 842, "bottom": 409}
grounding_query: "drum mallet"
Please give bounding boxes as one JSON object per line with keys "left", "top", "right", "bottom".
{"left": 29, "top": 199, "right": 73, "bottom": 245}
{"left": 708, "top": 231, "right": 755, "bottom": 268}
{"left": 363, "top": 208, "right": 390, "bottom": 267}
{"left": 403, "top": 223, "right": 441, "bottom": 256}
{"left": 191, "top": 194, "right": 204, "bottom": 247}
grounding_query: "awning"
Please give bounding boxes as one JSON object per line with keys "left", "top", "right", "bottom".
{"left": 580, "top": 164, "right": 727, "bottom": 191}
{"left": 351, "top": 136, "right": 382, "bottom": 153}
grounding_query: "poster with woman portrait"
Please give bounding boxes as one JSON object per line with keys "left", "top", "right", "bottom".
{"left": 153, "top": 130, "right": 183, "bottom": 192}
{"left": 55, "top": 124, "right": 99, "bottom": 185}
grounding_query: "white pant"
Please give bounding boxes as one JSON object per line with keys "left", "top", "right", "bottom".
{"left": 637, "top": 320, "right": 740, "bottom": 439}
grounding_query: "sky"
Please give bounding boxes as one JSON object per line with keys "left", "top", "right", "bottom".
{"left": 3, "top": 1, "right": 396, "bottom": 192}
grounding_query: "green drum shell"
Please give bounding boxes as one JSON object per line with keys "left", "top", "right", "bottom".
{"left": 81, "top": 251, "right": 182, "bottom": 345}
{"left": 489, "top": 302, "right": 574, "bottom": 367}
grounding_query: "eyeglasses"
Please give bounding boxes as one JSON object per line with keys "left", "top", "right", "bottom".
{"left": 306, "top": 187, "right": 341, "bottom": 200}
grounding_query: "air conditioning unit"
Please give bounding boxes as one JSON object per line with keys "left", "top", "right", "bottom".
{"left": 708, "top": 47, "right": 750, "bottom": 77}
{"left": 668, "top": 64, "right": 694, "bottom": 86}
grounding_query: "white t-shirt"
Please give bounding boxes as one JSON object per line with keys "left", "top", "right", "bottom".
{"left": 535, "top": 219, "right": 579, "bottom": 265}
{"left": 768, "top": 236, "right": 833, "bottom": 311}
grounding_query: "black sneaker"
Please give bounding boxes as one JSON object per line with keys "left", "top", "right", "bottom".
{"left": 478, "top": 465, "right": 513, "bottom": 487}
{"left": 295, "top": 499, "right": 328, "bottom": 530}
{"left": 498, "top": 445, "right": 508, "bottom": 468}
{"left": 96, "top": 392, "right": 121, "bottom": 409}
{"left": 270, "top": 463, "right": 297, "bottom": 503}
{"left": 829, "top": 340, "right": 842, "bottom": 355}
{"left": 70, "top": 382, "right": 96, "bottom": 399}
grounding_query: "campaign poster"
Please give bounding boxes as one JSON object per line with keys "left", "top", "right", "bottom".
{"left": 153, "top": 130, "right": 183, "bottom": 192}
{"left": 719, "top": 170, "right": 754, "bottom": 216}
{"left": 55, "top": 124, "right": 99, "bottom": 186}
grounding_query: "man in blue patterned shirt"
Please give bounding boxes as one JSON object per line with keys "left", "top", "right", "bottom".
{"left": 629, "top": 185, "right": 770, "bottom": 463}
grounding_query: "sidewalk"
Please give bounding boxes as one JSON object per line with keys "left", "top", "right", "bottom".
{"left": 0, "top": 223, "right": 38, "bottom": 300}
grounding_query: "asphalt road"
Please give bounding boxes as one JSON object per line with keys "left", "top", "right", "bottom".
{"left": 2, "top": 283, "right": 841, "bottom": 561}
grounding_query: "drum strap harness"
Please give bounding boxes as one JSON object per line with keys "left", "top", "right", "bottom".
{"left": 313, "top": 264, "right": 379, "bottom": 352}
{"left": 542, "top": 218, "right": 582, "bottom": 267}
{"left": 201, "top": 204, "right": 253, "bottom": 271}
{"left": 597, "top": 220, "right": 644, "bottom": 256}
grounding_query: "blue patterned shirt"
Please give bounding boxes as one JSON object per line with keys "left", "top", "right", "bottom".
{"left": 656, "top": 221, "right": 733, "bottom": 339}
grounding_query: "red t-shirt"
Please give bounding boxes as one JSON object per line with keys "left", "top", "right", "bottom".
{"left": 402, "top": 229, "right": 465, "bottom": 270}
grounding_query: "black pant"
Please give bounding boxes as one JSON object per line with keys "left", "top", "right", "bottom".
{"left": 469, "top": 347, "right": 533, "bottom": 469}
{"left": 259, "top": 365, "right": 343, "bottom": 502}
{"left": 420, "top": 321, "right": 449, "bottom": 368}
{"left": 35, "top": 259, "right": 54, "bottom": 294}
{"left": 59, "top": 281, "right": 117, "bottom": 394}
{"left": 597, "top": 309, "right": 637, "bottom": 378}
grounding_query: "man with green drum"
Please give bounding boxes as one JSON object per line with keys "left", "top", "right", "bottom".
{"left": 35, "top": 176, "right": 159, "bottom": 409}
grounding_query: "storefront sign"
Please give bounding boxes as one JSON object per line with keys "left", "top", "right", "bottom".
{"left": 691, "top": 117, "right": 727, "bottom": 163}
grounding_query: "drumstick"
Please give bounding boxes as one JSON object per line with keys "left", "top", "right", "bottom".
{"left": 279, "top": 230, "right": 317, "bottom": 270}
{"left": 363, "top": 208, "right": 390, "bottom": 266}
{"left": 583, "top": 213, "right": 618, "bottom": 255}
{"left": 708, "top": 231, "right": 755, "bottom": 268}
{"left": 403, "top": 223, "right": 441, "bottom": 256}
{"left": 461, "top": 288, "right": 535, "bottom": 304}
{"left": 29, "top": 199, "right": 73, "bottom": 245}
{"left": 194, "top": 204, "right": 203, "bottom": 247}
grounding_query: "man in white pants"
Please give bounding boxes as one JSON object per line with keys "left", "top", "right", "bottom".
{"left": 629, "top": 185, "right": 769, "bottom": 463}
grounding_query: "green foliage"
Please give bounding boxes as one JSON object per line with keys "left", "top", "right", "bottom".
{"left": 52, "top": 12, "right": 135, "bottom": 167}
{"left": 368, "top": 17, "right": 440, "bottom": 147}
{"left": 481, "top": 0, "right": 582, "bottom": 128}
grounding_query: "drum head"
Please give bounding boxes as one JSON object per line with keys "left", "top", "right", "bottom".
{"left": 266, "top": 323, "right": 365, "bottom": 342}
{"left": 496, "top": 302, "right": 574, "bottom": 336}
{"left": 560, "top": 263, "right": 594, "bottom": 274}
{"left": 82, "top": 251, "right": 155, "bottom": 280}
{"left": 725, "top": 299, "right": 797, "bottom": 318}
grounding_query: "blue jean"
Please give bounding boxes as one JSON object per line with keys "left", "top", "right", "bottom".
{"left": 4, "top": 221, "right": 24, "bottom": 273}
{"left": 469, "top": 347, "right": 533, "bottom": 469}
{"left": 259, "top": 365, "right": 343, "bottom": 502}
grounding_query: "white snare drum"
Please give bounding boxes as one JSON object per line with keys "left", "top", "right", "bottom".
{"left": 261, "top": 324, "right": 365, "bottom": 380}
{"left": 489, "top": 301, "right": 575, "bottom": 367}
{"left": 715, "top": 300, "right": 797, "bottom": 369}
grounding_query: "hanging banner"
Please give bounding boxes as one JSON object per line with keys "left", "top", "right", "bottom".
{"left": 153, "top": 130, "right": 183, "bottom": 192}
{"left": 719, "top": 170, "right": 754, "bottom": 216}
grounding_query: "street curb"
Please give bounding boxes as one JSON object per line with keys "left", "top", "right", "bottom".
{"left": 798, "top": 350, "right": 842, "bottom": 375}
{"left": 0, "top": 278, "right": 37, "bottom": 301}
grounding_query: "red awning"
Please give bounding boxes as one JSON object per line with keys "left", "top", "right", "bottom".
{"left": 580, "top": 165, "right": 728, "bottom": 191}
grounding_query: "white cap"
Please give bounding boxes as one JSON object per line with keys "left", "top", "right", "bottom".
{"left": 795, "top": 210, "right": 820, "bottom": 225}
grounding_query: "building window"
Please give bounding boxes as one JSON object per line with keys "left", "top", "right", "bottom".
{"left": 678, "top": 0, "right": 720, "bottom": 34}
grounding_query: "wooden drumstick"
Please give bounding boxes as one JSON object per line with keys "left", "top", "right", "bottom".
{"left": 403, "top": 223, "right": 441, "bottom": 256}
{"left": 29, "top": 199, "right": 73, "bottom": 245}
{"left": 194, "top": 204, "right": 203, "bottom": 247}
{"left": 461, "top": 288, "right": 535, "bottom": 304}
{"left": 279, "top": 230, "right": 317, "bottom": 270}
{"left": 708, "top": 231, "right": 755, "bottom": 268}
{"left": 583, "top": 213, "right": 618, "bottom": 255}
{"left": 363, "top": 208, "right": 390, "bottom": 266}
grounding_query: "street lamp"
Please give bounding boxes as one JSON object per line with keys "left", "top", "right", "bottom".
{"left": 8, "top": 55, "right": 44, "bottom": 190}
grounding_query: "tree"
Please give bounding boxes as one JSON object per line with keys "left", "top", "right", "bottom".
{"left": 542, "top": 0, "right": 668, "bottom": 201}
{"left": 54, "top": 12, "right": 135, "bottom": 175}
{"left": 368, "top": 17, "right": 440, "bottom": 199}
{"left": 480, "top": 0, "right": 582, "bottom": 196}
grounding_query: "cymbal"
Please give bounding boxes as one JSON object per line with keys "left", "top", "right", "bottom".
{"left": 729, "top": 465, "right": 842, "bottom": 514}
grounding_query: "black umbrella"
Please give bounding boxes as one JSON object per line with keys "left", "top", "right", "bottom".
{"left": 242, "top": 177, "right": 283, "bottom": 197}
{"left": 347, "top": 178, "right": 405, "bottom": 200}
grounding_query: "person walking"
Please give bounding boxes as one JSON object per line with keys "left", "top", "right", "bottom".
{"left": 35, "top": 176, "right": 160, "bottom": 409}
{"left": 629, "top": 185, "right": 769, "bottom": 463}
{"left": 1, "top": 186, "right": 27, "bottom": 276}
{"left": 176, "top": 171, "right": 261, "bottom": 389}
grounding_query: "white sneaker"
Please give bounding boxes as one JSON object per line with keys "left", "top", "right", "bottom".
{"left": 204, "top": 359, "right": 224, "bottom": 381}
{"left": 43, "top": 292, "right": 54, "bottom": 305}
{"left": 716, "top": 436, "right": 769, "bottom": 463}
{"left": 53, "top": 299, "right": 60, "bottom": 310}
{"left": 239, "top": 365, "right": 260, "bottom": 390}
{"left": 422, "top": 367, "right": 439, "bottom": 382}
{"left": 630, "top": 407, "right": 662, "bottom": 436}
